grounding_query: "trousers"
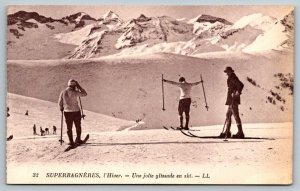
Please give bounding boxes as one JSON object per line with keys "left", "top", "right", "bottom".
{"left": 64, "top": 111, "right": 82, "bottom": 143}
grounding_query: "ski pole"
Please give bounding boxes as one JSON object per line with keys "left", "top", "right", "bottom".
{"left": 162, "top": 74, "right": 166, "bottom": 111}
{"left": 200, "top": 74, "right": 209, "bottom": 111}
{"left": 221, "top": 118, "right": 227, "bottom": 135}
{"left": 223, "top": 98, "right": 234, "bottom": 141}
{"left": 79, "top": 97, "right": 86, "bottom": 119}
{"left": 59, "top": 111, "right": 64, "bottom": 145}
{"left": 223, "top": 116, "right": 229, "bottom": 142}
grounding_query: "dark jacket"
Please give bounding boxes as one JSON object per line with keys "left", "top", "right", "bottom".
{"left": 225, "top": 73, "right": 244, "bottom": 105}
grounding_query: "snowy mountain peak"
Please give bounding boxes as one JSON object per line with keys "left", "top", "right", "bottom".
{"left": 136, "top": 14, "right": 151, "bottom": 22}
{"left": 7, "top": 10, "right": 294, "bottom": 60}
{"left": 102, "top": 10, "right": 122, "bottom": 22}
{"left": 7, "top": 10, "right": 57, "bottom": 25}
{"left": 70, "top": 12, "right": 88, "bottom": 17}
{"left": 65, "top": 12, "right": 96, "bottom": 23}
{"left": 196, "top": 14, "right": 232, "bottom": 25}
{"left": 176, "top": 17, "right": 188, "bottom": 22}
{"left": 280, "top": 9, "right": 294, "bottom": 31}
{"left": 188, "top": 14, "right": 202, "bottom": 24}
{"left": 232, "top": 13, "right": 276, "bottom": 31}
{"left": 188, "top": 14, "right": 232, "bottom": 25}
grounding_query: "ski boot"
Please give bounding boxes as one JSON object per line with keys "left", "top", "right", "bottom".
{"left": 232, "top": 125, "right": 245, "bottom": 139}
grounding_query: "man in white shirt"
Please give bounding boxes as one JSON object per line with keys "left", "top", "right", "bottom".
{"left": 58, "top": 79, "right": 87, "bottom": 147}
{"left": 163, "top": 77, "right": 201, "bottom": 130}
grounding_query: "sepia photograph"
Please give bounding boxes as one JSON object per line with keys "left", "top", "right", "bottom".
{"left": 6, "top": 5, "right": 294, "bottom": 184}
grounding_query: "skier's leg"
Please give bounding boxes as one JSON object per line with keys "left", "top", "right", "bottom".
{"left": 232, "top": 105, "right": 244, "bottom": 138}
{"left": 225, "top": 106, "right": 232, "bottom": 137}
{"left": 184, "top": 98, "right": 191, "bottom": 129}
{"left": 74, "top": 111, "right": 82, "bottom": 144}
{"left": 64, "top": 112, "right": 74, "bottom": 144}
{"left": 178, "top": 100, "right": 184, "bottom": 128}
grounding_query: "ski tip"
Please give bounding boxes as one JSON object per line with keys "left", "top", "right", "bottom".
{"left": 64, "top": 146, "right": 77, "bottom": 152}
{"left": 163, "top": 126, "right": 169, "bottom": 130}
{"left": 81, "top": 134, "right": 90, "bottom": 144}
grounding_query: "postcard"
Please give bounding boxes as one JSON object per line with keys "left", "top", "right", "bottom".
{"left": 6, "top": 5, "right": 294, "bottom": 184}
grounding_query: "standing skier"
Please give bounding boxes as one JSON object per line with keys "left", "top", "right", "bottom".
{"left": 163, "top": 77, "right": 201, "bottom": 130}
{"left": 58, "top": 79, "right": 87, "bottom": 148}
{"left": 33, "top": 124, "right": 37, "bottom": 135}
{"left": 221, "top": 67, "right": 245, "bottom": 138}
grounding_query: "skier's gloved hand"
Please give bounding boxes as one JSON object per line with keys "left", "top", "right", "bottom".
{"left": 76, "top": 81, "right": 82, "bottom": 88}
{"left": 60, "top": 107, "right": 64, "bottom": 112}
{"left": 163, "top": 79, "right": 167, "bottom": 82}
{"left": 234, "top": 92, "right": 240, "bottom": 97}
{"left": 231, "top": 92, "right": 240, "bottom": 98}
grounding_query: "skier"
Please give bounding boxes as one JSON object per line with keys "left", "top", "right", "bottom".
{"left": 58, "top": 79, "right": 87, "bottom": 148}
{"left": 7, "top": 107, "right": 10, "bottom": 117}
{"left": 53, "top": 126, "right": 57, "bottom": 135}
{"left": 163, "top": 77, "right": 201, "bottom": 130}
{"left": 33, "top": 124, "right": 37, "bottom": 135}
{"left": 40, "top": 127, "right": 45, "bottom": 136}
{"left": 221, "top": 67, "right": 245, "bottom": 138}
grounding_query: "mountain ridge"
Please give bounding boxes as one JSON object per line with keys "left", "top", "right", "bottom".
{"left": 7, "top": 9, "right": 294, "bottom": 60}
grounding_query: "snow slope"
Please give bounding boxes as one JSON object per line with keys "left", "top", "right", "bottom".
{"left": 6, "top": 93, "right": 292, "bottom": 184}
{"left": 243, "top": 22, "right": 288, "bottom": 52}
{"left": 53, "top": 24, "right": 96, "bottom": 45}
{"left": 6, "top": 93, "right": 136, "bottom": 138}
{"left": 7, "top": 52, "right": 293, "bottom": 129}
{"left": 7, "top": 103, "right": 293, "bottom": 184}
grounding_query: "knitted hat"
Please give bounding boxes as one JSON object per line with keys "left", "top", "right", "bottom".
{"left": 179, "top": 77, "right": 186, "bottom": 82}
{"left": 68, "top": 79, "right": 77, "bottom": 87}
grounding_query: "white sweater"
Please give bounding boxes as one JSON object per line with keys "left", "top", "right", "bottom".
{"left": 165, "top": 80, "right": 200, "bottom": 100}
{"left": 58, "top": 87, "right": 87, "bottom": 112}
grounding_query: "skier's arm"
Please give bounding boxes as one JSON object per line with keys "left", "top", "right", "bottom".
{"left": 190, "top": 81, "right": 202, "bottom": 86}
{"left": 234, "top": 77, "right": 244, "bottom": 95}
{"left": 76, "top": 82, "right": 87, "bottom": 97}
{"left": 163, "top": 79, "right": 180, "bottom": 86}
{"left": 232, "top": 76, "right": 244, "bottom": 97}
{"left": 58, "top": 91, "right": 64, "bottom": 111}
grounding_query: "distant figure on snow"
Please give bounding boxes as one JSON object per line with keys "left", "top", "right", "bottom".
{"left": 220, "top": 66, "right": 245, "bottom": 139}
{"left": 163, "top": 77, "right": 201, "bottom": 130}
{"left": 7, "top": 107, "right": 10, "bottom": 117}
{"left": 40, "top": 127, "right": 45, "bottom": 136}
{"left": 7, "top": 135, "right": 13, "bottom": 141}
{"left": 33, "top": 124, "right": 37, "bottom": 135}
{"left": 45, "top": 128, "right": 49, "bottom": 135}
{"left": 58, "top": 79, "right": 87, "bottom": 148}
{"left": 25, "top": 110, "right": 29, "bottom": 116}
{"left": 53, "top": 126, "right": 57, "bottom": 134}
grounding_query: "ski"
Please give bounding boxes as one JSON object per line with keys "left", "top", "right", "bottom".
{"left": 169, "top": 126, "right": 200, "bottom": 132}
{"left": 64, "top": 144, "right": 77, "bottom": 152}
{"left": 64, "top": 134, "right": 89, "bottom": 152}
{"left": 187, "top": 131, "right": 274, "bottom": 140}
{"left": 163, "top": 126, "right": 196, "bottom": 138}
{"left": 179, "top": 129, "right": 196, "bottom": 138}
{"left": 78, "top": 134, "right": 90, "bottom": 146}
{"left": 163, "top": 126, "right": 273, "bottom": 140}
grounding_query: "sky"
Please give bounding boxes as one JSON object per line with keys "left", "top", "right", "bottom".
{"left": 7, "top": 5, "right": 293, "bottom": 22}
